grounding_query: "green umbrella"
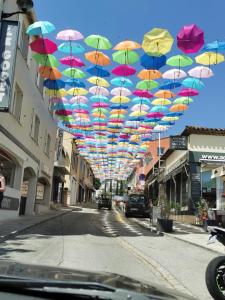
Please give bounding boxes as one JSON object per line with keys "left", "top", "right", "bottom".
{"left": 57, "top": 116, "right": 74, "bottom": 121}
{"left": 136, "top": 80, "right": 159, "bottom": 90}
{"left": 173, "top": 97, "right": 193, "bottom": 105}
{"left": 166, "top": 55, "right": 193, "bottom": 67}
{"left": 32, "top": 54, "right": 59, "bottom": 67}
{"left": 63, "top": 68, "right": 86, "bottom": 78}
{"left": 112, "top": 50, "right": 139, "bottom": 64}
{"left": 92, "top": 108, "right": 108, "bottom": 114}
{"left": 110, "top": 114, "right": 126, "bottom": 119}
{"left": 84, "top": 35, "right": 112, "bottom": 50}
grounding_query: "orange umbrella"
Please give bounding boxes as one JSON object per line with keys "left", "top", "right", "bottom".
{"left": 39, "top": 66, "right": 62, "bottom": 79}
{"left": 138, "top": 69, "right": 161, "bottom": 80}
{"left": 85, "top": 51, "right": 110, "bottom": 66}
{"left": 154, "top": 90, "right": 176, "bottom": 98}
{"left": 113, "top": 40, "right": 141, "bottom": 50}
{"left": 170, "top": 104, "right": 188, "bottom": 112}
{"left": 110, "top": 109, "right": 127, "bottom": 114}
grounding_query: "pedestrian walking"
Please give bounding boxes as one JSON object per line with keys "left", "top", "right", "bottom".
{"left": 0, "top": 173, "right": 6, "bottom": 208}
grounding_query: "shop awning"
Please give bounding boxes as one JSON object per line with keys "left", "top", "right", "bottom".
{"left": 164, "top": 161, "right": 188, "bottom": 181}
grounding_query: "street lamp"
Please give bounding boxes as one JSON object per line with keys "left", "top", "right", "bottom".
{"left": 1, "top": 0, "right": 34, "bottom": 19}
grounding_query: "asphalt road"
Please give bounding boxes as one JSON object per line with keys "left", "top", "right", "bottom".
{"left": 0, "top": 206, "right": 218, "bottom": 299}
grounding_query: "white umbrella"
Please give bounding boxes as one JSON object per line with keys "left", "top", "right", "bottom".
{"left": 89, "top": 86, "right": 109, "bottom": 96}
{"left": 188, "top": 66, "right": 214, "bottom": 78}
{"left": 110, "top": 87, "right": 132, "bottom": 97}
{"left": 162, "top": 68, "right": 187, "bottom": 79}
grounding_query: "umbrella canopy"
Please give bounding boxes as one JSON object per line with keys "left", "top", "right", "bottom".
{"left": 166, "top": 54, "right": 193, "bottom": 67}
{"left": 86, "top": 66, "right": 110, "bottom": 77}
{"left": 30, "top": 38, "right": 57, "bottom": 54}
{"left": 55, "top": 109, "right": 73, "bottom": 116}
{"left": 26, "top": 21, "right": 55, "bottom": 35}
{"left": 33, "top": 54, "right": 58, "bottom": 67}
{"left": 85, "top": 35, "right": 112, "bottom": 49}
{"left": 111, "top": 109, "right": 127, "bottom": 114}
{"left": 92, "top": 108, "right": 108, "bottom": 114}
{"left": 72, "top": 103, "right": 89, "bottom": 109}
{"left": 90, "top": 95, "right": 109, "bottom": 102}
{"left": 85, "top": 51, "right": 110, "bottom": 66}
{"left": 66, "top": 78, "right": 86, "bottom": 88}
{"left": 113, "top": 40, "right": 141, "bottom": 50}
{"left": 112, "top": 50, "right": 139, "bottom": 64}
{"left": 50, "top": 97, "right": 68, "bottom": 104}
{"left": 141, "top": 53, "right": 166, "bottom": 69}
{"left": 56, "top": 29, "right": 84, "bottom": 40}
{"left": 162, "top": 69, "right": 187, "bottom": 79}
{"left": 60, "top": 56, "right": 85, "bottom": 67}
{"left": 151, "top": 98, "right": 171, "bottom": 105}
{"left": 132, "top": 97, "right": 150, "bottom": 105}
{"left": 44, "top": 79, "right": 65, "bottom": 90}
{"left": 131, "top": 104, "right": 150, "bottom": 111}
{"left": 160, "top": 80, "right": 181, "bottom": 90}
{"left": 46, "top": 89, "right": 67, "bottom": 97}
{"left": 150, "top": 105, "right": 168, "bottom": 113}
{"left": 130, "top": 111, "right": 148, "bottom": 117}
{"left": 62, "top": 68, "right": 86, "bottom": 78}
{"left": 111, "top": 65, "right": 136, "bottom": 76}
{"left": 58, "top": 42, "right": 85, "bottom": 54}
{"left": 67, "top": 88, "right": 88, "bottom": 96}
{"left": 182, "top": 77, "right": 205, "bottom": 90}
{"left": 173, "top": 97, "right": 193, "bottom": 105}
{"left": 188, "top": 66, "right": 214, "bottom": 78}
{"left": 177, "top": 24, "right": 204, "bottom": 54}
{"left": 195, "top": 52, "right": 224, "bottom": 65}
{"left": 111, "top": 87, "right": 131, "bottom": 97}
{"left": 136, "top": 80, "right": 159, "bottom": 90}
{"left": 110, "top": 96, "right": 130, "bottom": 103}
{"left": 87, "top": 76, "right": 110, "bottom": 87}
{"left": 137, "top": 69, "right": 161, "bottom": 80}
{"left": 110, "top": 77, "right": 133, "bottom": 87}
{"left": 204, "top": 40, "right": 225, "bottom": 51}
{"left": 154, "top": 90, "right": 176, "bottom": 98}
{"left": 89, "top": 86, "right": 109, "bottom": 96}
{"left": 177, "top": 88, "right": 199, "bottom": 97}
{"left": 133, "top": 90, "right": 153, "bottom": 98}
{"left": 91, "top": 102, "right": 109, "bottom": 108}
{"left": 142, "top": 28, "right": 174, "bottom": 56}
{"left": 39, "top": 66, "right": 62, "bottom": 79}
{"left": 170, "top": 104, "right": 188, "bottom": 112}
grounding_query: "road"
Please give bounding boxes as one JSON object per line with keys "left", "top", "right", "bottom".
{"left": 0, "top": 206, "right": 217, "bottom": 299}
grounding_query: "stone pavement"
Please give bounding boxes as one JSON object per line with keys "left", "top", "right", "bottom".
{"left": 0, "top": 208, "right": 72, "bottom": 243}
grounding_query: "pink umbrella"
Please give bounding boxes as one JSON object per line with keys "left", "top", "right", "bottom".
{"left": 73, "top": 133, "right": 84, "bottom": 138}
{"left": 133, "top": 90, "right": 153, "bottom": 98}
{"left": 60, "top": 56, "right": 85, "bottom": 67}
{"left": 109, "top": 119, "right": 124, "bottom": 123}
{"left": 30, "top": 38, "right": 57, "bottom": 54}
{"left": 110, "top": 87, "right": 132, "bottom": 97}
{"left": 146, "top": 112, "right": 164, "bottom": 118}
{"left": 56, "top": 29, "right": 84, "bottom": 40}
{"left": 69, "top": 96, "right": 88, "bottom": 104}
{"left": 140, "top": 125, "right": 153, "bottom": 129}
{"left": 74, "top": 109, "right": 89, "bottom": 114}
{"left": 55, "top": 110, "right": 73, "bottom": 116}
{"left": 89, "top": 86, "right": 109, "bottom": 96}
{"left": 177, "top": 24, "right": 204, "bottom": 54}
{"left": 178, "top": 88, "right": 199, "bottom": 97}
{"left": 93, "top": 122, "right": 107, "bottom": 126}
{"left": 119, "top": 134, "right": 130, "bottom": 139}
{"left": 91, "top": 103, "right": 109, "bottom": 108}
{"left": 112, "top": 65, "right": 136, "bottom": 76}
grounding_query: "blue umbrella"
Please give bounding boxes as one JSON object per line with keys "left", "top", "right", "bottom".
{"left": 119, "top": 139, "right": 129, "bottom": 143}
{"left": 160, "top": 80, "right": 182, "bottom": 90}
{"left": 150, "top": 106, "right": 168, "bottom": 113}
{"left": 58, "top": 42, "right": 85, "bottom": 54}
{"left": 129, "top": 116, "right": 145, "bottom": 121}
{"left": 141, "top": 54, "right": 166, "bottom": 69}
{"left": 108, "top": 134, "right": 118, "bottom": 138}
{"left": 110, "top": 104, "right": 129, "bottom": 109}
{"left": 129, "top": 142, "right": 139, "bottom": 145}
{"left": 131, "top": 97, "right": 150, "bottom": 105}
{"left": 158, "top": 121, "right": 175, "bottom": 126}
{"left": 142, "top": 136, "right": 152, "bottom": 141}
{"left": 90, "top": 95, "right": 109, "bottom": 102}
{"left": 26, "top": 21, "right": 55, "bottom": 35}
{"left": 182, "top": 78, "right": 205, "bottom": 90}
{"left": 166, "top": 112, "right": 183, "bottom": 117}
{"left": 86, "top": 66, "right": 110, "bottom": 78}
{"left": 110, "top": 77, "right": 133, "bottom": 87}
{"left": 108, "top": 142, "right": 117, "bottom": 145}
{"left": 52, "top": 103, "right": 72, "bottom": 110}
{"left": 143, "top": 117, "right": 160, "bottom": 122}
{"left": 203, "top": 40, "right": 225, "bottom": 51}
{"left": 93, "top": 118, "right": 106, "bottom": 122}
{"left": 66, "top": 79, "right": 86, "bottom": 88}
{"left": 44, "top": 79, "right": 65, "bottom": 90}
{"left": 71, "top": 103, "right": 89, "bottom": 109}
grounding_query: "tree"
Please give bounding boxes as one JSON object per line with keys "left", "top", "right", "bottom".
{"left": 93, "top": 178, "right": 101, "bottom": 190}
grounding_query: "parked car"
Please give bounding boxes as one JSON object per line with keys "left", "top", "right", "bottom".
{"left": 125, "top": 194, "right": 150, "bottom": 218}
{"left": 98, "top": 194, "right": 112, "bottom": 210}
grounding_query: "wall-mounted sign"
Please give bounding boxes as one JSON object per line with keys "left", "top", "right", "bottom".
{"left": 170, "top": 135, "right": 187, "bottom": 150}
{"left": 0, "top": 21, "right": 19, "bottom": 111}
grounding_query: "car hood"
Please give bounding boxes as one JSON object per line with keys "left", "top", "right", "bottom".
{"left": 0, "top": 260, "right": 196, "bottom": 299}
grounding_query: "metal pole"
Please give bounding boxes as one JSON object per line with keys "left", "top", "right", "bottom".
{"left": 158, "top": 132, "right": 161, "bottom": 169}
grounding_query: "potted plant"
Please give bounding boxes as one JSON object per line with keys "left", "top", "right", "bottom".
{"left": 157, "top": 200, "right": 173, "bottom": 233}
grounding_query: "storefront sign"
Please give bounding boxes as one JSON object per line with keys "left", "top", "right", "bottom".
{"left": 0, "top": 21, "right": 19, "bottom": 111}
{"left": 170, "top": 135, "right": 187, "bottom": 150}
{"left": 1, "top": 196, "right": 19, "bottom": 210}
{"left": 190, "top": 151, "right": 225, "bottom": 163}
{"left": 56, "top": 129, "right": 64, "bottom": 160}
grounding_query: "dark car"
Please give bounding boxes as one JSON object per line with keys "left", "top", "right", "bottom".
{"left": 125, "top": 194, "right": 150, "bottom": 218}
{"left": 98, "top": 194, "right": 112, "bottom": 210}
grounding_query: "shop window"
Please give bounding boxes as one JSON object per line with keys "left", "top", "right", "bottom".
{"left": 0, "top": 151, "right": 16, "bottom": 187}
{"left": 157, "top": 147, "right": 165, "bottom": 156}
{"left": 12, "top": 83, "right": 23, "bottom": 122}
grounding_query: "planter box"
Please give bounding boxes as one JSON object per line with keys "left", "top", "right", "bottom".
{"left": 157, "top": 218, "right": 173, "bottom": 233}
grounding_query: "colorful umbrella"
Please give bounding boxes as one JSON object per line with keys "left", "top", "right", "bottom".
{"left": 91, "top": 102, "right": 109, "bottom": 108}
{"left": 86, "top": 66, "right": 110, "bottom": 77}
{"left": 162, "top": 69, "right": 187, "bottom": 79}
{"left": 160, "top": 81, "right": 181, "bottom": 90}
{"left": 131, "top": 104, "right": 150, "bottom": 111}
{"left": 58, "top": 42, "right": 85, "bottom": 54}
{"left": 87, "top": 76, "right": 110, "bottom": 87}
{"left": 67, "top": 88, "right": 88, "bottom": 96}
{"left": 151, "top": 98, "right": 171, "bottom": 105}
{"left": 173, "top": 97, "right": 193, "bottom": 105}
{"left": 33, "top": 54, "right": 58, "bottom": 67}
{"left": 46, "top": 88, "right": 67, "bottom": 97}
{"left": 137, "top": 69, "right": 161, "bottom": 80}
{"left": 62, "top": 68, "right": 86, "bottom": 78}
{"left": 113, "top": 40, "right": 141, "bottom": 50}
{"left": 131, "top": 97, "right": 150, "bottom": 105}
{"left": 85, "top": 51, "right": 111, "bottom": 66}
{"left": 177, "top": 88, "right": 199, "bottom": 97}
{"left": 60, "top": 56, "right": 85, "bottom": 67}
{"left": 26, "top": 21, "right": 55, "bottom": 36}
{"left": 133, "top": 90, "right": 153, "bottom": 98}
{"left": 110, "top": 77, "right": 133, "bottom": 87}
{"left": 85, "top": 35, "right": 112, "bottom": 49}
{"left": 70, "top": 96, "right": 88, "bottom": 104}
{"left": 182, "top": 78, "right": 205, "bottom": 90}
{"left": 188, "top": 66, "right": 214, "bottom": 78}
{"left": 112, "top": 65, "right": 136, "bottom": 76}
{"left": 90, "top": 95, "right": 109, "bottom": 102}
{"left": 110, "top": 96, "right": 130, "bottom": 103}
{"left": 30, "top": 38, "right": 57, "bottom": 54}
{"left": 166, "top": 54, "right": 193, "bottom": 67}
{"left": 177, "top": 24, "right": 204, "bottom": 54}
{"left": 150, "top": 105, "right": 168, "bottom": 113}
{"left": 111, "top": 87, "right": 132, "bottom": 97}
{"left": 204, "top": 40, "right": 225, "bottom": 51}
{"left": 136, "top": 80, "right": 159, "bottom": 90}
{"left": 89, "top": 86, "right": 109, "bottom": 96}
{"left": 112, "top": 50, "right": 139, "bottom": 64}
{"left": 154, "top": 90, "right": 176, "bottom": 98}
{"left": 44, "top": 79, "right": 65, "bottom": 89}
{"left": 170, "top": 104, "right": 188, "bottom": 112}
{"left": 195, "top": 52, "right": 224, "bottom": 65}
{"left": 142, "top": 28, "right": 174, "bottom": 56}
{"left": 56, "top": 29, "right": 84, "bottom": 41}
{"left": 66, "top": 78, "right": 86, "bottom": 88}
{"left": 141, "top": 54, "right": 166, "bottom": 69}
{"left": 39, "top": 66, "right": 62, "bottom": 79}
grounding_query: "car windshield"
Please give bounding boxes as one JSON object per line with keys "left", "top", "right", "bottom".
{"left": 0, "top": 1, "right": 224, "bottom": 299}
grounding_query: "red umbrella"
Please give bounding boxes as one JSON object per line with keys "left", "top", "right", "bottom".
{"left": 178, "top": 88, "right": 199, "bottom": 97}
{"left": 60, "top": 56, "right": 85, "bottom": 67}
{"left": 177, "top": 24, "right": 204, "bottom": 54}
{"left": 133, "top": 90, "right": 153, "bottom": 98}
{"left": 55, "top": 110, "right": 73, "bottom": 116}
{"left": 30, "top": 38, "right": 57, "bottom": 54}
{"left": 112, "top": 65, "right": 136, "bottom": 76}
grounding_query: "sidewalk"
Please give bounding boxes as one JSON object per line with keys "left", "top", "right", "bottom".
{"left": 0, "top": 208, "right": 72, "bottom": 243}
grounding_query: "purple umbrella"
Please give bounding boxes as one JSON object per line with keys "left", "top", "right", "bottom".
{"left": 177, "top": 24, "right": 204, "bottom": 54}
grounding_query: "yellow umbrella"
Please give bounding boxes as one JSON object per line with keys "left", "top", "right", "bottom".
{"left": 195, "top": 52, "right": 224, "bottom": 65}
{"left": 110, "top": 109, "right": 127, "bottom": 114}
{"left": 137, "top": 69, "right": 161, "bottom": 80}
{"left": 154, "top": 90, "right": 176, "bottom": 98}
{"left": 92, "top": 112, "right": 107, "bottom": 118}
{"left": 129, "top": 111, "right": 148, "bottom": 117}
{"left": 142, "top": 28, "right": 174, "bottom": 56}
{"left": 130, "top": 135, "right": 140, "bottom": 142}
{"left": 68, "top": 88, "right": 88, "bottom": 96}
{"left": 113, "top": 40, "right": 141, "bottom": 50}
{"left": 110, "top": 96, "right": 130, "bottom": 103}
{"left": 170, "top": 104, "right": 188, "bottom": 112}
{"left": 162, "top": 116, "right": 179, "bottom": 121}
{"left": 46, "top": 88, "right": 67, "bottom": 97}
{"left": 151, "top": 98, "right": 171, "bottom": 105}
{"left": 75, "top": 113, "right": 89, "bottom": 118}
{"left": 87, "top": 76, "right": 110, "bottom": 87}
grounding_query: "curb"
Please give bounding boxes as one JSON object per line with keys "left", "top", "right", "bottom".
{"left": 0, "top": 209, "right": 72, "bottom": 244}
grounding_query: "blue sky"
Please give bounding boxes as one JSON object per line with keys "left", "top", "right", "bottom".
{"left": 33, "top": 0, "right": 225, "bottom": 136}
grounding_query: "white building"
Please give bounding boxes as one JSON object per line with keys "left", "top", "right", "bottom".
{"left": 0, "top": 0, "right": 57, "bottom": 219}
